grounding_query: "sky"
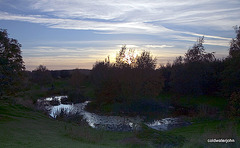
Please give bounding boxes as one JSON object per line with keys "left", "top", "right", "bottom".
{"left": 0, "top": 0, "right": 239, "bottom": 70}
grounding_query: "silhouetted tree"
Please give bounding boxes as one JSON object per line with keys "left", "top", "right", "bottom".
{"left": 136, "top": 51, "right": 157, "bottom": 70}
{"left": 91, "top": 47, "right": 164, "bottom": 108}
{"left": 221, "top": 26, "right": 240, "bottom": 96}
{"left": 173, "top": 56, "right": 183, "bottom": 66}
{"left": 70, "top": 69, "right": 87, "bottom": 88}
{"left": 158, "top": 63, "right": 172, "bottom": 92}
{"left": 184, "top": 37, "right": 215, "bottom": 63}
{"left": 228, "top": 91, "right": 240, "bottom": 117}
{"left": 229, "top": 26, "right": 240, "bottom": 58}
{"left": 0, "top": 29, "right": 25, "bottom": 95}
{"left": 115, "top": 45, "right": 137, "bottom": 68}
{"left": 31, "top": 65, "right": 52, "bottom": 86}
{"left": 169, "top": 37, "right": 217, "bottom": 95}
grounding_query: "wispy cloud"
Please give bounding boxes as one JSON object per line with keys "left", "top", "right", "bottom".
{"left": 0, "top": 11, "right": 173, "bottom": 35}
{"left": 28, "top": 0, "right": 240, "bottom": 30}
{"left": 145, "top": 45, "right": 174, "bottom": 48}
{"left": 0, "top": 0, "right": 238, "bottom": 69}
{"left": 1, "top": 0, "right": 239, "bottom": 33}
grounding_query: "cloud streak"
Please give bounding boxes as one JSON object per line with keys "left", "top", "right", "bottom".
{"left": 0, "top": 0, "right": 238, "bottom": 69}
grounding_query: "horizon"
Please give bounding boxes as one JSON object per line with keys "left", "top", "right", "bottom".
{"left": 0, "top": 0, "right": 239, "bottom": 70}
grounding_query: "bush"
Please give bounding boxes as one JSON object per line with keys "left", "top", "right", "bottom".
{"left": 228, "top": 91, "right": 240, "bottom": 117}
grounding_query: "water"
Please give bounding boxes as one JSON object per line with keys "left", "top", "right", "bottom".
{"left": 37, "top": 96, "right": 190, "bottom": 131}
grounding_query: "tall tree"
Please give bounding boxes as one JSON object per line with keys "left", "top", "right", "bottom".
{"left": 184, "top": 37, "right": 215, "bottom": 63}
{"left": 170, "top": 37, "right": 217, "bottom": 95}
{"left": 31, "top": 65, "right": 52, "bottom": 86}
{"left": 0, "top": 29, "right": 25, "bottom": 95}
{"left": 116, "top": 45, "right": 137, "bottom": 68}
{"left": 221, "top": 25, "right": 240, "bottom": 96}
{"left": 229, "top": 26, "right": 240, "bottom": 58}
{"left": 136, "top": 51, "right": 157, "bottom": 70}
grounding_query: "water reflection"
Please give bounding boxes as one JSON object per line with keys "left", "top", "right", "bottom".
{"left": 146, "top": 118, "right": 190, "bottom": 131}
{"left": 37, "top": 96, "right": 190, "bottom": 131}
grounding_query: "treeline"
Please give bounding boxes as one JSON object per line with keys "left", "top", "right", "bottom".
{"left": 160, "top": 37, "right": 220, "bottom": 96}
{"left": 28, "top": 65, "right": 90, "bottom": 86}
{"left": 162, "top": 29, "right": 240, "bottom": 97}
{"left": 1, "top": 26, "right": 240, "bottom": 116}
{"left": 89, "top": 26, "right": 240, "bottom": 115}
{"left": 89, "top": 47, "right": 165, "bottom": 114}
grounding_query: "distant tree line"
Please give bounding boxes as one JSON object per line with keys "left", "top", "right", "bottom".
{"left": 89, "top": 26, "right": 240, "bottom": 115}
{"left": 1, "top": 26, "right": 240, "bottom": 116}
{"left": 91, "top": 47, "right": 164, "bottom": 105}
{"left": 159, "top": 27, "right": 240, "bottom": 97}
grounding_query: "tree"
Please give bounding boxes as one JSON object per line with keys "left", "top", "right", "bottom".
{"left": 228, "top": 91, "right": 240, "bottom": 117}
{"left": 116, "top": 45, "right": 137, "bottom": 68}
{"left": 184, "top": 37, "right": 215, "bottom": 63}
{"left": 169, "top": 37, "right": 218, "bottom": 95}
{"left": 31, "top": 65, "right": 52, "bottom": 86}
{"left": 173, "top": 56, "right": 183, "bottom": 66}
{"left": 229, "top": 26, "right": 240, "bottom": 58}
{"left": 0, "top": 29, "right": 25, "bottom": 95}
{"left": 221, "top": 26, "right": 240, "bottom": 96}
{"left": 136, "top": 51, "right": 157, "bottom": 70}
{"left": 70, "top": 69, "right": 87, "bottom": 88}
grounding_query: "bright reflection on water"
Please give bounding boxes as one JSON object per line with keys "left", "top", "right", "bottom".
{"left": 146, "top": 118, "right": 190, "bottom": 131}
{"left": 37, "top": 96, "right": 190, "bottom": 131}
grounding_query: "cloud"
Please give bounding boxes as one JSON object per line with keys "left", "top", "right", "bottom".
{"left": 0, "top": 11, "right": 173, "bottom": 35}
{"left": 145, "top": 45, "right": 174, "bottom": 48}
{"left": 1, "top": 0, "right": 239, "bottom": 32}
{"left": 0, "top": 0, "right": 237, "bottom": 70}
{"left": 27, "top": 0, "right": 240, "bottom": 30}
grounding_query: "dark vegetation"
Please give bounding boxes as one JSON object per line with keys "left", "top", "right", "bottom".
{"left": 87, "top": 28, "right": 240, "bottom": 119}
{"left": 1, "top": 26, "right": 240, "bottom": 147}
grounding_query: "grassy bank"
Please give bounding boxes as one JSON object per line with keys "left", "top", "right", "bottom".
{"left": 0, "top": 98, "right": 145, "bottom": 148}
{"left": 1, "top": 96, "right": 240, "bottom": 148}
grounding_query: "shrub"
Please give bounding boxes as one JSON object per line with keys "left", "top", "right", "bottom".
{"left": 228, "top": 91, "right": 240, "bottom": 117}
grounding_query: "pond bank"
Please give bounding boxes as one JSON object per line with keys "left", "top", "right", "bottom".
{"left": 37, "top": 96, "right": 191, "bottom": 132}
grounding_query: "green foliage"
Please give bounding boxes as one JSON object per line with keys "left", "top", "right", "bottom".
{"left": 228, "top": 91, "right": 240, "bottom": 117}
{"left": 69, "top": 69, "right": 87, "bottom": 88}
{"left": 0, "top": 29, "right": 25, "bottom": 95}
{"left": 31, "top": 65, "right": 53, "bottom": 86}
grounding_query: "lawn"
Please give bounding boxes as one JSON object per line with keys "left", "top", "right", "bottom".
{"left": 0, "top": 99, "right": 141, "bottom": 148}
{"left": 0, "top": 96, "right": 239, "bottom": 148}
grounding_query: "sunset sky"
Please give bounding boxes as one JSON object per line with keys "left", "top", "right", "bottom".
{"left": 0, "top": 0, "right": 239, "bottom": 70}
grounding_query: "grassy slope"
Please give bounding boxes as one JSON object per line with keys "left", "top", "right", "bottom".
{"left": 169, "top": 119, "right": 240, "bottom": 148}
{"left": 1, "top": 89, "right": 239, "bottom": 148}
{"left": 0, "top": 100, "right": 137, "bottom": 148}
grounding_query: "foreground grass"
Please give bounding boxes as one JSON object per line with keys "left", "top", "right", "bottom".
{"left": 1, "top": 95, "right": 239, "bottom": 148}
{"left": 0, "top": 99, "right": 143, "bottom": 148}
{"left": 169, "top": 119, "right": 240, "bottom": 148}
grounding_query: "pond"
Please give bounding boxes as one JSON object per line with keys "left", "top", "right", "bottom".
{"left": 37, "top": 96, "right": 191, "bottom": 131}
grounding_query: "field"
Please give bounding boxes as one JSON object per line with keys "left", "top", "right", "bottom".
{"left": 1, "top": 95, "right": 239, "bottom": 148}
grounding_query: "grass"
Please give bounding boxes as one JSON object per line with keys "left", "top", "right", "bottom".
{"left": 0, "top": 98, "right": 139, "bottom": 148}
{"left": 1, "top": 96, "right": 239, "bottom": 148}
{"left": 158, "top": 93, "right": 227, "bottom": 110}
{"left": 0, "top": 82, "right": 238, "bottom": 148}
{"left": 167, "top": 119, "right": 240, "bottom": 148}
